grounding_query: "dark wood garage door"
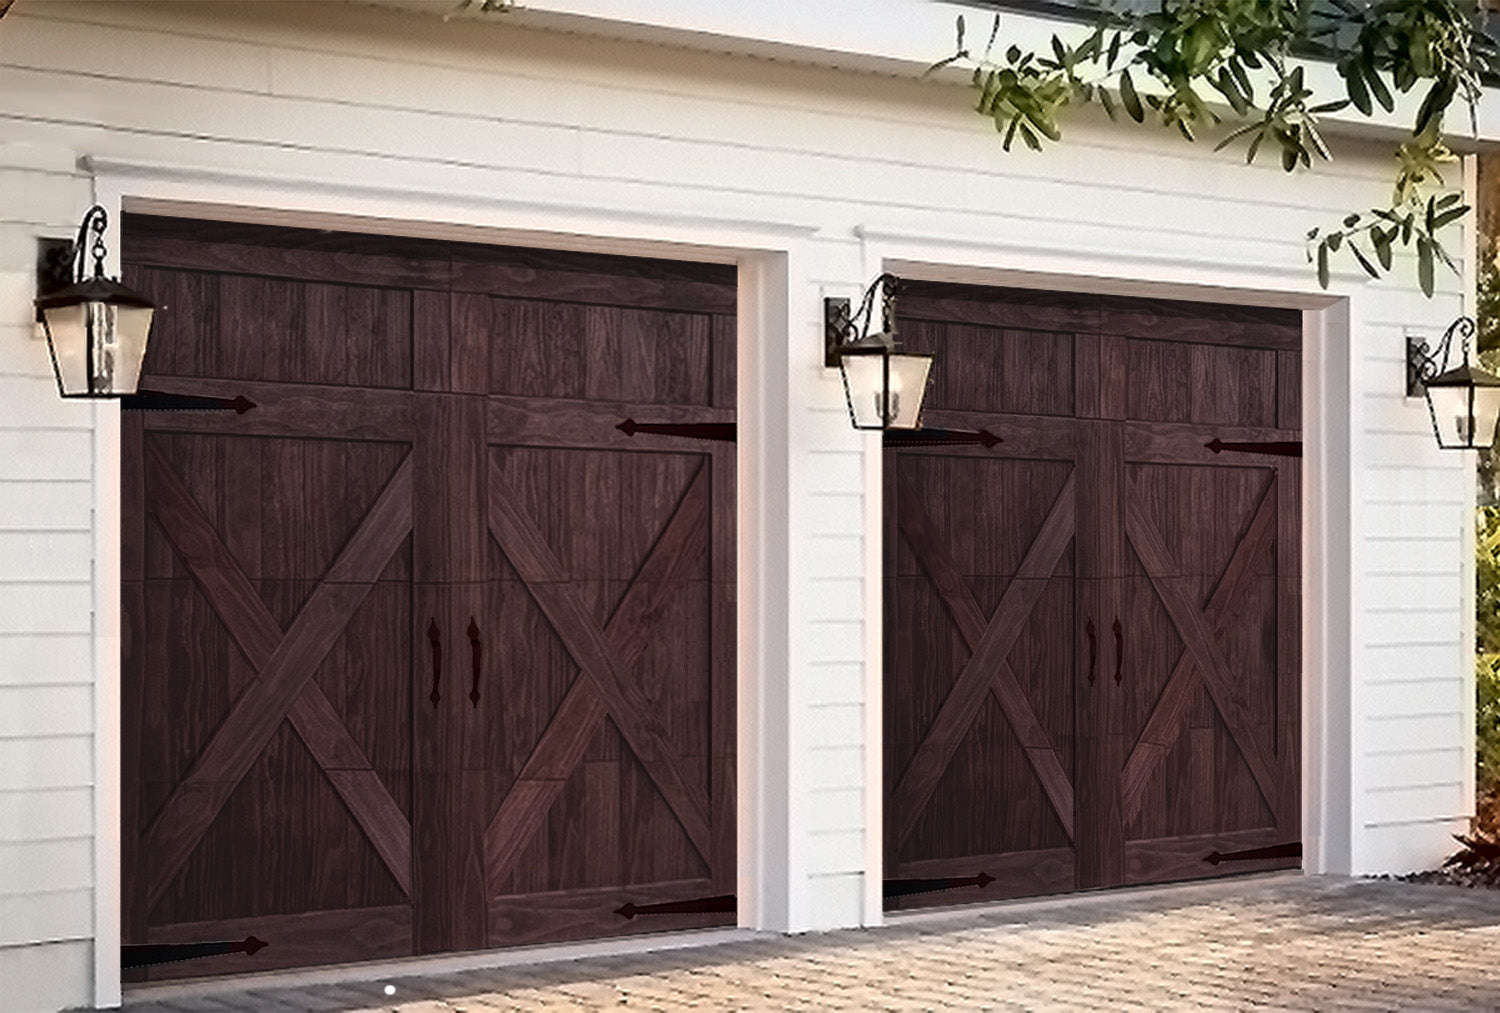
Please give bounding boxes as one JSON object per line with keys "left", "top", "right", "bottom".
{"left": 885, "top": 282, "right": 1299, "bottom": 909}
{"left": 120, "top": 217, "right": 736, "bottom": 978}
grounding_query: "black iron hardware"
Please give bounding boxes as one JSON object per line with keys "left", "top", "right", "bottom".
{"left": 616, "top": 894, "right": 736, "bottom": 919}
{"left": 121, "top": 935, "right": 267, "bottom": 970}
{"left": 1112, "top": 617, "right": 1124, "bottom": 685}
{"left": 883, "top": 872, "right": 996, "bottom": 900}
{"left": 1204, "top": 841, "right": 1302, "bottom": 865}
{"left": 617, "top": 418, "right": 736, "bottom": 443}
{"left": 1086, "top": 619, "right": 1097, "bottom": 685}
{"left": 618, "top": 419, "right": 1000, "bottom": 448}
{"left": 427, "top": 619, "right": 442, "bottom": 710}
{"left": 1205, "top": 439, "right": 1301, "bottom": 458}
{"left": 468, "top": 617, "right": 482, "bottom": 709}
{"left": 121, "top": 390, "right": 257, "bottom": 413}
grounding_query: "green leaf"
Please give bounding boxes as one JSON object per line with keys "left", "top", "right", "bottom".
{"left": 1401, "top": 214, "right": 1414, "bottom": 245}
{"left": 1426, "top": 195, "right": 1437, "bottom": 236}
{"left": 1306, "top": 227, "right": 1320, "bottom": 240}
{"left": 1017, "top": 122, "right": 1042, "bottom": 151}
{"left": 1317, "top": 241, "right": 1330, "bottom": 289}
{"left": 1365, "top": 62, "right": 1393, "bottom": 112}
{"left": 1373, "top": 227, "right": 1393, "bottom": 271}
{"left": 1432, "top": 204, "right": 1471, "bottom": 232}
{"left": 1002, "top": 113, "right": 1021, "bottom": 151}
{"left": 1023, "top": 105, "right": 1063, "bottom": 142}
{"left": 1119, "top": 69, "right": 1144, "bottom": 123}
{"left": 1342, "top": 213, "right": 1361, "bottom": 229}
{"left": 1107, "top": 31, "right": 1122, "bottom": 70}
{"left": 1418, "top": 236, "right": 1435, "bottom": 297}
{"left": 1099, "top": 86, "right": 1118, "bottom": 121}
{"left": 1437, "top": 193, "right": 1463, "bottom": 210}
{"left": 1414, "top": 75, "right": 1456, "bottom": 138}
{"left": 1006, "top": 44, "right": 1021, "bottom": 64}
{"left": 1350, "top": 243, "right": 1380, "bottom": 279}
{"left": 1326, "top": 232, "right": 1343, "bottom": 252}
{"left": 1344, "top": 61, "right": 1372, "bottom": 116}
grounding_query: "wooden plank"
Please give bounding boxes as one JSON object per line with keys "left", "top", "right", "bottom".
{"left": 142, "top": 446, "right": 415, "bottom": 898}
{"left": 888, "top": 471, "right": 1077, "bottom": 849}
{"left": 1124, "top": 826, "right": 1297, "bottom": 885}
{"left": 124, "top": 226, "right": 452, "bottom": 291}
{"left": 487, "top": 395, "right": 731, "bottom": 449}
{"left": 452, "top": 254, "right": 735, "bottom": 315}
{"left": 142, "top": 904, "right": 411, "bottom": 981}
{"left": 886, "top": 847, "right": 1074, "bottom": 910}
{"left": 483, "top": 682, "right": 608, "bottom": 898}
{"left": 479, "top": 464, "right": 712, "bottom": 892}
{"left": 1123, "top": 480, "right": 1279, "bottom": 816}
{"left": 1276, "top": 457, "right": 1302, "bottom": 832}
{"left": 485, "top": 464, "right": 714, "bottom": 870}
{"left": 413, "top": 289, "right": 450, "bottom": 394}
{"left": 138, "top": 377, "right": 413, "bottom": 442}
{"left": 487, "top": 879, "right": 729, "bottom": 949}
{"left": 143, "top": 453, "right": 414, "bottom": 908}
{"left": 1117, "top": 475, "right": 1279, "bottom": 823}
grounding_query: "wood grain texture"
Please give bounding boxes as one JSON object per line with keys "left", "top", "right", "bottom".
{"left": 883, "top": 848, "right": 1074, "bottom": 910}
{"left": 1117, "top": 475, "right": 1279, "bottom": 823}
{"left": 143, "top": 453, "right": 414, "bottom": 908}
{"left": 888, "top": 470, "right": 1077, "bottom": 849}
{"left": 123, "top": 217, "right": 736, "bottom": 967}
{"left": 1122, "top": 478, "right": 1279, "bottom": 816}
{"left": 485, "top": 466, "right": 713, "bottom": 864}
{"left": 482, "top": 465, "right": 712, "bottom": 897}
{"left": 487, "top": 879, "right": 729, "bottom": 948}
{"left": 1124, "top": 826, "right": 1297, "bottom": 885}
{"left": 889, "top": 281, "right": 1299, "bottom": 905}
{"left": 142, "top": 905, "right": 412, "bottom": 981}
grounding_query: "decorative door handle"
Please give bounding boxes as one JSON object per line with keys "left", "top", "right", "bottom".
{"left": 1085, "top": 619, "right": 1097, "bottom": 685}
{"left": 1112, "top": 617, "right": 1124, "bottom": 685}
{"left": 427, "top": 618, "right": 442, "bottom": 710}
{"left": 468, "top": 617, "right": 482, "bottom": 709}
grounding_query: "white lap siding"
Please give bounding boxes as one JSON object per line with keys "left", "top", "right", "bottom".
{"left": 0, "top": 0, "right": 1480, "bottom": 1005}
{"left": 0, "top": 140, "right": 100, "bottom": 1011}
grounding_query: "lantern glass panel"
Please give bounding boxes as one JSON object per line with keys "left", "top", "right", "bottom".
{"left": 40, "top": 302, "right": 89, "bottom": 397}
{"left": 885, "top": 352, "right": 933, "bottom": 429}
{"left": 1427, "top": 382, "right": 1500, "bottom": 449}
{"left": 839, "top": 351, "right": 889, "bottom": 429}
{"left": 41, "top": 300, "right": 154, "bottom": 397}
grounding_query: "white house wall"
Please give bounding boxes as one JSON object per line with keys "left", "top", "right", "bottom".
{"left": 0, "top": 1, "right": 1482, "bottom": 1008}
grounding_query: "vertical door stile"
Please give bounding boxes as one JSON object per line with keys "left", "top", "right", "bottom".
{"left": 1075, "top": 326, "right": 1129, "bottom": 892}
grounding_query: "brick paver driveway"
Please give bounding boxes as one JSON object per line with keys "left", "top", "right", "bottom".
{"left": 120, "top": 875, "right": 1500, "bottom": 1012}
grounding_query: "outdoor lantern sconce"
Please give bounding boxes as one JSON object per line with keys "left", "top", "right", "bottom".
{"left": 824, "top": 273, "right": 933, "bottom": 430}
{"left": 1406, "top": 316, "right": 1500, "bottom": 450}
{"left": 34, "top": 205, "right": 155, "bottom": 398}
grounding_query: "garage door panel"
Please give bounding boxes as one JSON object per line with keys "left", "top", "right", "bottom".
{"left": 889, "top": 281, "right": 1299, "bottom": 907}
{"left": 125, "top": 215, "right": 736, "bottom": 972}
{"left": 152, "top": 720, "right": 407, "bottom": 927}
{"left": 899, "top": 695, "right": 1071, "bottom": 865}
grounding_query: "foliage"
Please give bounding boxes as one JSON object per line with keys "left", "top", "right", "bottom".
{"left": 931, "top": 1, "right": 1500, "bottom": 295}
{"left": 1478, "top": 508, "right": 1500, "bottom": 831}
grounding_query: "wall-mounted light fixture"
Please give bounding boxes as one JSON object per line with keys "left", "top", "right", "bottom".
{"left": 34, "top": 205, "right": 155, "bottom": 398}
{"left": 824, "top": 273, "right": 933, "bottom": 431}
{"left": 1406, "top": 316, "right": 1500, "bottom": 450}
